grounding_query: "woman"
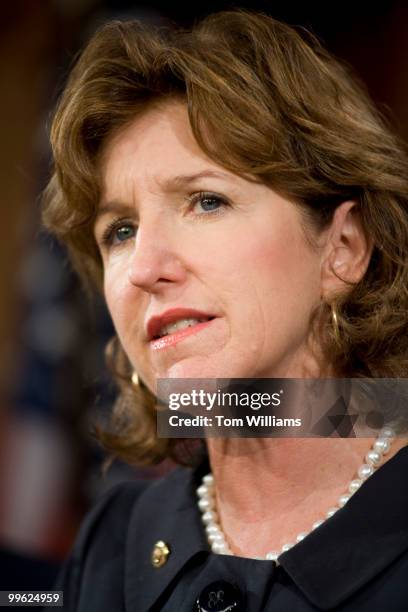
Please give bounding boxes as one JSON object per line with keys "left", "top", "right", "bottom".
{"left": 42, "top": 9, "right": 408, "bottom": 611}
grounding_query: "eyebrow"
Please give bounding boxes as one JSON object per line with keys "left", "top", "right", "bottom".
{"left": 95, "top": 201, "right": 135, "bottom": 222}
{"left": 160, "top": 170, "right": 233, "bottom": 189}
{"left": 95, "top": 170, "right": 235, "bottom": 221}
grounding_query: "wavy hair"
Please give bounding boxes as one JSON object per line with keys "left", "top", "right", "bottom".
{"left": 42, "top": 10, "right": 408, "bottom": 466}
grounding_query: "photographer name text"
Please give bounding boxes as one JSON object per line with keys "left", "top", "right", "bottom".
{"left": 168, "top": 414, "right": 302, "bottom": 427}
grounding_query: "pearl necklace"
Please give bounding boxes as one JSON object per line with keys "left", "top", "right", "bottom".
{"left": 197, "top": 428, "right": 395, "bottom": 562}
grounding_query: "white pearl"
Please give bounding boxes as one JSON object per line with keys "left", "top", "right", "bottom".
{"left": 198, "top": 497, "right": 214, "bottom": 512}
{"left": 348, "top": 479, "right": 362, "bottom": 494}
{"left": 296, "top": 532, "right": 308, "bottom": 542}
{"left": 197, "top": 484, "right": 209, "bottom": 497}
{"left": 201, "top": 510, "right": 218, "bottom": 524}
{"left": 365, "top": 450, "right": 382, "bottom": 466}
{"left": 198, "top": 437, "right": 393, "bottom": 562}
{"left": 266, "top": 551, "right": 279, "bottom": 560}
{"left": 358, "top": 463, "right": 374, "bottom": 480}
{"left": 208, "top": 533, "right": 224, "bottom": 544}
{"left": 373, "top": 437, "right": 390, "bottom": 455}
{"left": 338, "top": 494, "right": 351, "bottom": 507}
{"left": 206, "top": 524, "right": 220, "bottom": 535}
{"left": 379, "top": 427, "right": 396, "bottom": 438}
{"left": 211, "top": 541, "right": 228, "bottom": 554}
{"left": 312, "top": 520, "right": 324, "bottom": 530}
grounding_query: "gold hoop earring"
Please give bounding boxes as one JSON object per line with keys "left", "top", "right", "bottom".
{"left": 131, "top": 371, "right": 139, "bottom": 386}
{"left": 330, "top": 303, "right": 341, "bottom": 344}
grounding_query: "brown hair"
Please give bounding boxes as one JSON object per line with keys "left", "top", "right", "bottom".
{"left": 42, "top": 9, "right": 408, "bottom": 466}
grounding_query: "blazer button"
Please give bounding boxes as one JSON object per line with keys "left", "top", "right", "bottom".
{"left": 195, "top": 580, "right": 245, "bottom": 611}
{"left": 151, "top": 540, "right": 170, "bottom": 568}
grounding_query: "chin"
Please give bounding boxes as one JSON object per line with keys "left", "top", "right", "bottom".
{"left": 165, "top": 362, "right": 214, "bottom": 379}
{"left": 163, "top": 358, "right": 249, "bottom": 381}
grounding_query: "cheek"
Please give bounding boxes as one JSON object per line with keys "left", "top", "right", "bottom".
{"left": 103, "top": 265, "right": 139, "bottom": 339}
{"left": 257, "top": 234, "right": 317, "bottom": 289}
{"left": 218, "top": 221, "right": 312, "bottom": 288}
{"left": 230, "top": 223, "right": 321, "bottom": 330}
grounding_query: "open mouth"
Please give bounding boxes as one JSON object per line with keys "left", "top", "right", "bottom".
{"left": 147, "top": 310, "right": 217, "bottom": 350}
{"left": 152, "top": 316, "right": 215, "bottom": 340}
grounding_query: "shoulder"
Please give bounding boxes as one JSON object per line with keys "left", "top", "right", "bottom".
{"left": 56, "top": 478, "right": 152, "bottom": 610}
{"left": 56, "top": 467, "right": 195, "bottom": 611}
{"left": 74, "top": 479, "right": 150, "bottom": 558}
{"left": 72, "top": 465, "right": 193, "bottom": 560}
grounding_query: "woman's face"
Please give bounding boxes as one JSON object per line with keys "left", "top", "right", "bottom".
{"left": 94, "top": 101, "right": 327, "bottom": 392}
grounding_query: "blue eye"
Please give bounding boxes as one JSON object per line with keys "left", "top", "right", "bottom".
{"left": 114, "top": 225, "right": 135, "bottom": 243}
{"left": 101, "top": 219, "right": 136, "bottom": 247}
{"left": 192, "top": 192, "right": 229, "bottom": 214}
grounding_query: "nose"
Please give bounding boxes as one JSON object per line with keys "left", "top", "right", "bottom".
{"left": 127, "top": 218, "right": 186, "bottom": 292}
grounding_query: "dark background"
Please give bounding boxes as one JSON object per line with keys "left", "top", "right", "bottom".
{"left": 0, "top": 0, "right": 407, "bottom": 565}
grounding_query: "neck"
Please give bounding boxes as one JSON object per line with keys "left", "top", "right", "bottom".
{"left": 205, "top": 437, "right": 407, "bottom": 558}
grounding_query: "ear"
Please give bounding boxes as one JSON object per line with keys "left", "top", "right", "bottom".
{"left": 320, "top": 200, "right": 373, "bottom": 299}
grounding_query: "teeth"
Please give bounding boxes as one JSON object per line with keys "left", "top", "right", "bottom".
{"left": 158, "top": 318, "right": 207, "bottom": 338}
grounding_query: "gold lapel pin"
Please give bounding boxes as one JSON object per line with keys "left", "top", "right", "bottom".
{"left": 151, "top": 540, "right": 170, "bottom": 568}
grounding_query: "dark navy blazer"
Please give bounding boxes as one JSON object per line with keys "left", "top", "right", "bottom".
{"left": 55, "top": 447, "right": 408, "bottom": 611}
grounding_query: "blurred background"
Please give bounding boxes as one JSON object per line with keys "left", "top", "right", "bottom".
{"left": 1, "top": 0, "right": 407, "bottom": 584}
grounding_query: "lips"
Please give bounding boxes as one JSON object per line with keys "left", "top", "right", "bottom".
{"left": 146, "top": 308, "right": 216, "bottom": 341}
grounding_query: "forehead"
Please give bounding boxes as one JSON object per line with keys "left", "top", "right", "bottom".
{"left": 100, "top": 101, "right": 217, "bottom": 192}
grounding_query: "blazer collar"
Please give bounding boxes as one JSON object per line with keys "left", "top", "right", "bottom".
{"left": 124, "top": 459, "right": 210, "bottom": 611}
{"left": 124, "top": 446, "right": 408, "bottom": 611}
{"left": 280, "top": 445, "right": 408, "bottom": 609}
